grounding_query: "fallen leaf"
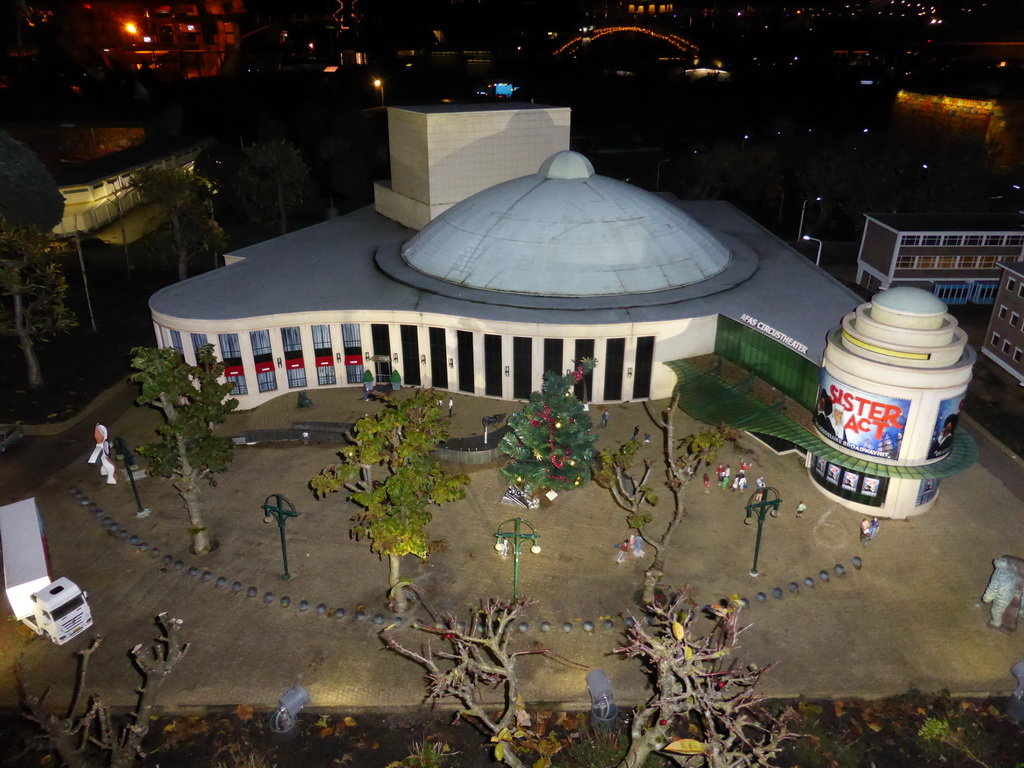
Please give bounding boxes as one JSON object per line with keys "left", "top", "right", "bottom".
{"left": 662, "top": 738, "right": 705, "bottom": 754}
{"left": 235, "top": 703, "right": 254, "bottom": 721}
{"left": 343, "top": 716, "right": 357, "bottom": 727}
{"left": 867, "top": 722, "right": 883, "bottom": 732}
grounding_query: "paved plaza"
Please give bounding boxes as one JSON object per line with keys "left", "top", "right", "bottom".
{"left": 2, "top": 385, "right": 1024, "bottom": 713}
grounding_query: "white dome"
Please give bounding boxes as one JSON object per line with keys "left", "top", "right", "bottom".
{"left": 872, "top": 287, "right": 947, "bottom": 316}
{"left": 400, "top": 151, "right": 732, "bottom": 297}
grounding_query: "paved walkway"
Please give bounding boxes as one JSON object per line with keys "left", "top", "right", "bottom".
{"left": 2, "top": 385, "right": 1023, "bottom": 714}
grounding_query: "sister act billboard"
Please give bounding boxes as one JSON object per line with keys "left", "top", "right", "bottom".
{"left": 814, "top": 371, "right": 910, "bottom": 460}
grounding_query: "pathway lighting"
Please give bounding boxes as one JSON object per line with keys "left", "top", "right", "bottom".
{"left": 262, "top": 493, "right": 299, "bottom": 580}
{"left": 494, "top": 517, "right": 541, "bottom": 600}
{"left": 743, "top": 486, "right": 782, "bottom": 577}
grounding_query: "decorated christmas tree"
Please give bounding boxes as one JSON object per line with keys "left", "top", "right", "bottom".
{"left": 500, "top": 359, "right": 598, "bottom": 493}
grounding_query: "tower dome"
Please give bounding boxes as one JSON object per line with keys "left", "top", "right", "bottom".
{"left": 401, "top": 151, "right": 732, "bottom": 297}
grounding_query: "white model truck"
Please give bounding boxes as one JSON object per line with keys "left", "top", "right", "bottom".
{"left": 1, "top": 497, "right": 92, "bottom": 645}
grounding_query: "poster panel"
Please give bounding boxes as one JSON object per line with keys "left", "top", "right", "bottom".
{"left": 841, "top": 471, "right": 860, "bottom": 492}
{"left": 861, "top": 477, "right": 880, "bottom": 498}
{"left": 916, "top": 478, "right": 940, "bottom": 506}
{"left": 814, "top": 371, "right": 910, "bottom": 459}
{"left": 825, "top": 464, "right": 841, "bottom": 485}
{"left": 927, "top": 391, "right": 966, "bottom": 460}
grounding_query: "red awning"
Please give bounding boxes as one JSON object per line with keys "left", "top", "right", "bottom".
{"left": 224, "top": 365, "right": 244, "bottom": 377}
{"left": 254, "top": 360, "right": 275, "bottom": 373}
{"left": 315, "top": 355, "right": 334, "bottom": 368}
{"left": 344, "top": 354, "right": 362, "bottom": 367}
{"left": 286, "top": 358, "right": 304, "bottom": 369}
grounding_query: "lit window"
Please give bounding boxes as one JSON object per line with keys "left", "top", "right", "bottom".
{"left": 896, "top": 256, "right": 915, "bottom": 269}
{"left": 937, "top": 255, "right": 956, "bottom": 268}
{"left": 918, "top": 256, "right": 937, "bottom": 269}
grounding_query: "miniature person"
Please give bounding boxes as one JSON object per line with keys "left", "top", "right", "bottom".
{"left": 616, "top": 539, "right": 630, "bottom": 563}
{"left": 867, "top": 517, "right": 880, "bottom": 541}
{"left": 89, "top": 423, "right": 117, "bottom": 485}
{"left": 631, "top": 426, "right": 640, "bottom": 441}
{"left": 740, "top": 459, "right": 753, "bottom": 472}
{"left": 703, "top": 473, "right": 711, "bottom": 494}
{"left": 601, "top": 410, "right": 609, "bottom": 428}
{"left": 755, "top": 476, "right": 766, "bottom": 491}
{"left": 632, "top": 534, "right": 645, "bottom": 557}
{"left": 716, "top": 463, "right": 725, "bottom": 482}
{"left": 721, "top": 464, "right": 731, "bottom": 489}
{"left": 738, "top": 474, "right": 748, "bottom": 492}
{"left": 859, "top": 518, "right": 872, "bottom": 547}
{"left": 302, "top": 431, "right": 310, "bottom": 445}
{"left": 796, "top": 501, "right": 807, "bottom": 518}
{"left": 731, "top": 474, "right": 741, "bottom": 492}
{"left": 498, "top": 539, "right": 510, "bottom": 558}
{"left": 448, "top": 397, "right": 454, "bottom": 417}
{"left": 643, "top": 433, "right": 651, "bottom": 444}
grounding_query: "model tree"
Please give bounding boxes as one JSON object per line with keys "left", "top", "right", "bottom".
{"left": 238, "top": 140, "right": 310, "bottom": 236}
{"left": 383, "top": 598, "right": 572, "bottom": 768}
{"left": 310, "top": 390, "right": 469, "bottom": 613}
{"left": 500, "top": 359, "right": 597, "bottom": 493}
{"left": 615, "top": 588, "right": 794, "bottom": 768}
{"left": 595, "top": 394, "right": 732, "bottom": 604}
{"left": 0, "top": 129, "right": 64, "bottom": 231}
{"left": 0, "top": 218, "right": 76, "bottom": 389}
{"left": 129, "top": 166, "right": 224, "bottom": 281}
{"left": 130, "top": 344, "right": 238, "bottom": 555}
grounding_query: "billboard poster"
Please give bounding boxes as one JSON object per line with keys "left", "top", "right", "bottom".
{"left": 841, "top": 470, "right": 860, "bottom": 492}
{"left": 861, "top": 477, "right": 881, "bottom": 498}
{"left": 814, "top": 371, "right": 910, "bottom": 460}
{"left": 916, "top": 478, "right": 940, "bottom": 506}
{"left": 814, "top": 456, "right": 826, "bottom": 476}
{"left": 927, "top": 391, "right": 966, "bottom": 460}
{"left": 825, "top": 464, "right": 841, "bottom": 485}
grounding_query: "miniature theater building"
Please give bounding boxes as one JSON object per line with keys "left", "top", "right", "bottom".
{"left": 809, "top": 287, "right": 976, "bottom": 517}
{"left": 148, "top": 103, "right": 975, "bottom": 516}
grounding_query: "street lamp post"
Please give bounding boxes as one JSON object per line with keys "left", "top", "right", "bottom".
{"left": 262, "top": 493, "right": 299, "bottom": 580}
{"left": 796, "top": 196, "right": 821, "bottom": 242}
{"left": 373, "top": 78, "right": 384, "bottom": 107}
{"left": 656, "top": 158, "right": 671, "bottom": 191}
{"left": 494, "top": 517, "right": 541, "bottom": 601}
{"left": 112, "top": 436, "right": 150, "bottom": 518}
{"left": 802, "top": 235, "right": 824, "bottom": 267}
{"left": 744, "top": 486, "right": 781, "bottom": 577}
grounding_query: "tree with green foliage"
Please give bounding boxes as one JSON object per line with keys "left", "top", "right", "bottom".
{"left": 129, "top": 166, "right": 223, "bottom": 281}
{"left": 130, "top": 344, "right": 238, "bottom": 555}
{"left": 0, "top": 129, "right": 64, "bottom": 231}
{"left": 238, "top": 140, "right": 310, "bottom": 236}
{"left": 595, "top": 394, "right": 733, "bottom": 604}
{"left": 310, "top": 390, "right": 469, "bottom": 612}
{"left": 500, "top": 360, "right": 597, "bottom": 494}
{"left": 0, "top": 218, "right": 76, "bottom": 389}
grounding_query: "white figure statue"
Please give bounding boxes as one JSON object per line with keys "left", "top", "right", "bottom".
{"left": 88, "top": 423, "right": 117, "bottom": 485}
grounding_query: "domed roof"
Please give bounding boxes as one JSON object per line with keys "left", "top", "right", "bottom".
{"left": 400, "top": 151, "right": 731, "bottom": 297}
{"left": 872, "top": 287, "right": 947, "bottom": 316}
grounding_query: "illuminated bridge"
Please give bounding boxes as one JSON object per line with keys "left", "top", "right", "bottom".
{"left": 552, "top": 25, "right": 699, "bottom": 58}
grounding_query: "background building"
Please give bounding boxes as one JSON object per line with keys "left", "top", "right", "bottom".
{"left": 982, "top": 261, "right": 1024, "bottom": 384}
{"left": 856, "top": 212, "right": 1024, "bottom": 304}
